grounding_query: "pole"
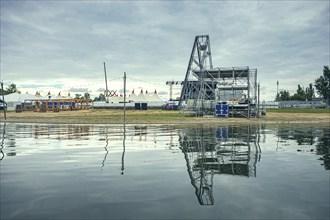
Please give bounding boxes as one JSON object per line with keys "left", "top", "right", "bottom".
{"left": 1, "top": 81, "right": 6, "bottom": 120}
{"left": 104, "top": 62, "right": 109, "bottom": 103}
{"left": 123, "top": 72, "right": 126, "bottom": 125}
{"left": 122, "top": 72, "right": 126, "bottom": 175}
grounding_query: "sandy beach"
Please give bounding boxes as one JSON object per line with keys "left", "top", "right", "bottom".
{"left": 1, "top": 109, "right": 329, "bottom": 125}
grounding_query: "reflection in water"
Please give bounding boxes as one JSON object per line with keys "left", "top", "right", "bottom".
{"left": 179, "top": 125, "right": 261, "bottom": 205}
{"left": 316, "top": 135, "right": 330, "bottom": 170}
{"left": 0, "top": 123, "right": 5, "bottom": 160}
{"left": 276, "top": 126, "right": 330, "bottom": 170}
{"left": 101, "top": 128, "right": 109, "bottom": 168}
{"left": 0, "top": 123, "right": 329, "bottom": 219}
{"left": 121, "top": 123, "right": 126, "bottom": 175}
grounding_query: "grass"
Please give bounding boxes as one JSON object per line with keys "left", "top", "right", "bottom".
{"left": 2, "top": 108, "right": 329, "bottom": 125}
{"left": 266, "top": 108, "right": 330, "bottom": 113}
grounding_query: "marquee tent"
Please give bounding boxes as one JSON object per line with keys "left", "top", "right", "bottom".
{"left": 3, "top": 92, "right": 37, "bottom": 111}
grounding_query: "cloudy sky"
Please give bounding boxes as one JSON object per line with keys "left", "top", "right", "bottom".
{"left": 1, "top": 0, "right": 329, "bottom": 101}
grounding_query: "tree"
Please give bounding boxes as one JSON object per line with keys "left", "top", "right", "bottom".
{"left": 5, "top": 83, "right": 17, "bottom": 94}
{"left": 75, "top": 94, "right": 82, "bottom": 99}
{"left": 315, "top": 66, "right": 330, "bottom": 105}
{"left": 84, "top": 92, "right": 90, "bottom": 100}
{"left": 305, "top": 83, "right": 315, "bottom": 100}
{"left": 93, "top": 93, "right": 106, "bottom": 101}
{"left": 291, "top": 84, "right": 306, "bottom": 101}
{"left": 98, "top": 93, "right": 105, "bottom": 101}
{"left": 275, "top": 90, "right": 290, "bottom": 101}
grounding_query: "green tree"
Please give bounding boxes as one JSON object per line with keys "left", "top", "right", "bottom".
{"left": 275, "top": 90, "right": 290, "bottom": 101}
{"left": 5, "top": 83, "right": 17, "bottom": 94}
{"left": 75, "top": 94, "right": 82, "bottom": 99}
{"left": 93, "top": 93, "right": 106, "bottom": 101}
{"left": 315, "top": 66, "right": 330, "bottom": 105}
{"left": 291, "top": 84, "right": 306, "bottom": 101}
{"left": 305, "top": 83, "right": 315, "bottom": 100}
{"left": 84, "top": 92, "right": 90, "bottom": 100}
{"left": 99, "top": 93, "right": 105, "bottom": 101}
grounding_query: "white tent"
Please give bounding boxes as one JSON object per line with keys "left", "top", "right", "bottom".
{"left": 34, "top": 91, "right": 42, "bottom": 97}
{"left": 144, "top": 90, "right": 153, "bottom": 102}
{"left": 43, "top": 91, "right": 54, "bottom": 100}
{"left": 64, "top": 93, "right": 73, "bottom": 99}
{"left": 56, "top": 92, "right": 63, "bottom": 99}
{"left": 118, "top": 94, "right": 125, "bottom": 103}
{"left": 109, "top": 95, "right": 119, "bottom": 103}
{"left": 128, "top": 90, "right": 138, "bottom": 102}
{"left": 3, "top": 92, "right": 37, "bottom": 110}
{"left": 149, "top": 89, "right": 164, "bottom": 102}
{"left": 135, "top": 89, "right": 148, "bottom": 103}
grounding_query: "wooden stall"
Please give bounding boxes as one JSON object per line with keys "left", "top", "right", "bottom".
{"left": 21, "top": 98, "right": 94, "bottom": 112}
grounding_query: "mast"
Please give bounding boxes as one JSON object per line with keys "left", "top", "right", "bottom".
{"left": 104, "top": 62, "right": 109, "bottom": 103}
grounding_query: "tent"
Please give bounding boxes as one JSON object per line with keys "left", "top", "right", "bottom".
{"left": 135, "top": 89, "right": 148, "bottom": 103}
{"left": 65, "top": 93, "right": 73, "bottom": 99}
{"left": 149, "top": 89, "right": 164, "bottom": 102}
{"left": 128, "top": 89, "right": 138, "bottom": 102}
{"left": 3, "top": 92, "right": 37, "bottom": 111}
{"left": 56, "top": 92, "right": 63, "bottom": 99}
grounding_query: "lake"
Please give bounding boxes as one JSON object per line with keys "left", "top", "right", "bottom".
{"left": 0, "top": 123, "right": 329, "bottom": 219}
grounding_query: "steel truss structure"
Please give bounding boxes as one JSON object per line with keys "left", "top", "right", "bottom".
{"left": 179, "top": 35, "right": 258, "bottom": 118}
{"left": 179, "top": 125, "right": 261, "bottom": 205}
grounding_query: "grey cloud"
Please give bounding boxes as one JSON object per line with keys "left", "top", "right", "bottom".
{"left": 1, "top": 1, "right": 328, "bottom": 101}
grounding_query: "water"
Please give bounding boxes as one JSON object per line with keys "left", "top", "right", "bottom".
{"left": 0, "top": 123, "right": 329, "bottom": 220}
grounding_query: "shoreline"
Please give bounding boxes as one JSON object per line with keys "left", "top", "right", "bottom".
{"left": 1, "top": 109, "right": 329, "bottom": 126}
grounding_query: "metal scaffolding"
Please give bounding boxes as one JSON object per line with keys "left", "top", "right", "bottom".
{"left": 179, "top": 35, "right": 258, "bottom": 118}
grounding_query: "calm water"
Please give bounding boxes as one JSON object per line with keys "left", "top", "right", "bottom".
{"left": 0, "top": 123, "right": 329, "bottom": 220}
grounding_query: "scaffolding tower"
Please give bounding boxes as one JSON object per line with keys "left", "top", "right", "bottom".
{"left": 179, "top": 35, "right": 258, "bottom": 118}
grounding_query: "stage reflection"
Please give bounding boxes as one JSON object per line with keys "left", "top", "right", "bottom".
{"left": 179, "top": 125, "right": 261, "bottom": 205}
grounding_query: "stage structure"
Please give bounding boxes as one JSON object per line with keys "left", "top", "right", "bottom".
{"left": 179, "top": 35, "right": 258, "bottom": 118}
{"left": 179, "top": 125, "right": 261, "bottom": 205}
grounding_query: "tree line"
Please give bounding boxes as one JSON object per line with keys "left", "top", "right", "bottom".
{"left": 0, "top": 83, "right": 92, "bottom": 100}
{"left": 275, "top": 83, "right": 315, "bottom": 101}
{"left": 275, "top": 66, "right": 330, "bottom": 103}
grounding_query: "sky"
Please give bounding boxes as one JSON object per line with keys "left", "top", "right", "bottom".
{"left": 0, "top": 0, "right": 329, "bottom": 101}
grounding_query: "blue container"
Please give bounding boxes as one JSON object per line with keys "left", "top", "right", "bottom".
{"left": 216, "top": 104, "right": 229, "bottom": 117}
